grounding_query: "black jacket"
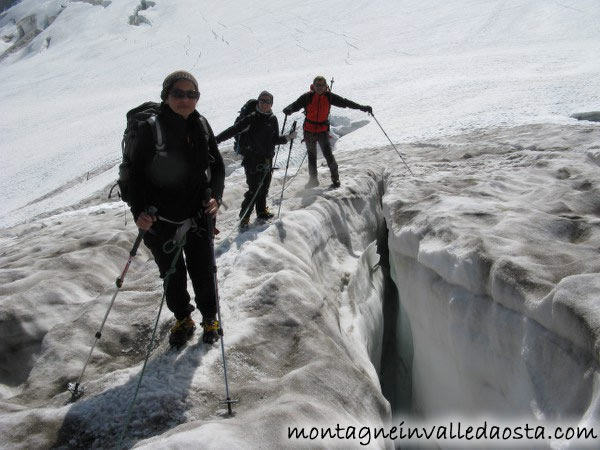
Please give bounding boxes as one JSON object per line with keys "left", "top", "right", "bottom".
{"left": 129, "top": 104, "right": 225, "bottom": 222}
{"left": 216, "top": 110, "right": 287, "bottom": 166}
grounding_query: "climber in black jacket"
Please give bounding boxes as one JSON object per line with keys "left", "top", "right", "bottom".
{"left": 216, "top": 90, "right": 296, "bottom": 228}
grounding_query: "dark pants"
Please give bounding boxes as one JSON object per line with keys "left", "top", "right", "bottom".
{"left": 240, "top": 162, "right": 272, "bottom": 219}
{"left": 304, "top": 131, "right": 338, "bottom": 182}
{"left": 143, "top": 222, "right": 216, "bottom": 321}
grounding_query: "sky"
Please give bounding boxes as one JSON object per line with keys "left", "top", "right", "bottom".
{"left": 1, "top": 0, "right": 600, "bottom": 448}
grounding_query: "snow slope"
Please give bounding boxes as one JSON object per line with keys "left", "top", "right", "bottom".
{"left": 1, "top": 0, "right": 599, "bottom": 227}
{"left": 1, "top": 0, "right": 600, "bottom": 448}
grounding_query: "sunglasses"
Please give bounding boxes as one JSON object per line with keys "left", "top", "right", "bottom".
{"left": 314, "top": 83, "right": 327, "bottom": 88}
{"left": 170, "top": 88, "right": 200, "bottom": 100}
{"left": 258, "top": 99, "right": 273, "bottom": 105}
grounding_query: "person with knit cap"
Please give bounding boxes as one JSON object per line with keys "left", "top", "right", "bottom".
{"left": 216, "top": 90, "right": 296, "bottom": 229}
{"left": 283, "top": 75, "right": 372, "bottom": 188}
{"left": 128, "top": 70, "right": 225, "bottom": 347}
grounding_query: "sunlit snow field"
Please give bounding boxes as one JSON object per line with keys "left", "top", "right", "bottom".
{"left": 1, "top": 0, "right": 600, "bottom": 448}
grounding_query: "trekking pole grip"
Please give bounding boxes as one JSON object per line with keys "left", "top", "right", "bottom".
{"left": 289, "top": 121, "right": 297, "bottom": 146}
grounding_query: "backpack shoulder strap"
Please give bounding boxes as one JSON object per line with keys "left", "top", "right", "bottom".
{"left": 302, "top": 92, "right": 316, "bottom": 115}
{"left": 198, "top": 115, "right": 215, "bottom": 180}
{"left": 198, "top": 115, "right": 210, "bottom": 143}
{"left": 147, "top": 115, "right": 165, "bottom": 153}
{"left": 199, "top": 115, "right": 213, "bottom": 183}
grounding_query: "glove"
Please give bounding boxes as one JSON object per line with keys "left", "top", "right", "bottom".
{"left": 283, "top": 107, "right": 292, "bottom": 116}
{"left": 286, "top": 131, "right": 298, "bottom": 142}
{"left": 360, "top": 105, "right": 373, "bottom": 114}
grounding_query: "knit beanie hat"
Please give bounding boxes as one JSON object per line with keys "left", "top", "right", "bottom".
{"left": 257, "top": 90, "right": 274, "bottom": 103}
{"left": 313, "top": 75, "right": 327, "bottom": 85}
{"left": 161, "top": 70, "right": 198, "bottom": 100}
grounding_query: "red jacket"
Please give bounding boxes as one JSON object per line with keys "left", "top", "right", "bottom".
{"left": 284, "top": 86, "right": 365, "bottom": 133}
{"left": 305, "top": 91, "right": 331, "bottom": 133}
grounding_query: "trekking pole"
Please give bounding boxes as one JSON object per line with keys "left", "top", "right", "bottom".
{"left": 241, "top": 117, "right": 289, "bottom": 223}
{"left": 117, "top": 217, "right": 190, "bottom": 448}
{"left": 273, "top": 115, "right": 288, "bottom": 168}
{"left": 270, "top": 149, "right": 308, "bottom": 198}
{"left": 370, "top": 113, "right": 415, "bottom": 177}
{"left": 68, "top": 206, "right": 157, "bottom": 400}
{"left": 214, "top": 167, "right": 271, "bottom": 252}
{"left": 276, "top": 120, "right": 297, "bottom": 219}
{"left": 238, "top": 163, "right": 271, "bottom": 223}
{"left": 204, "top": 189, "right": 237, "bottom": 415}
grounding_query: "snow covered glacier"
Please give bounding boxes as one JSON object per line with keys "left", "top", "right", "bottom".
{"left": 381, "top": 123, "right": 600, "bottom": 448}
{"left": 1, "top": 0, "right": 600, "bottom": 447}
{"left": 2, "top": 123, "right": 599, "bottom": 449}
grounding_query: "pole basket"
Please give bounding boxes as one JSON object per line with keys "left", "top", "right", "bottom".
{"left": 220, "top": 397, "right": 239, "bottom": 415}
{"left": 67, "top": 382, "right": 85, "bottom": 400}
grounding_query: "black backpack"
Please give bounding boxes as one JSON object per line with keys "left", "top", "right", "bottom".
{"left": 233, "top": 99, "right": 258, "bottom": 156}
{"left": 112, "top": 101, "right": 210, "bottom": 204}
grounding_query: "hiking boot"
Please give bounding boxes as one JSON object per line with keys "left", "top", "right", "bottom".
{"left": 239, "top": 216, "right": 250, "bottom": 230}
{"left": 257, "top": 207, "right": 274, "bottom": 220}
{"left": 305, "top": 177, "right": 319, "bottom": 189}
{"left": 331, "top": 179, "right": 341, "bottom": 188}
{"left": 202, "top": 319, "right": 220, "bottom": 344}
{"left": 169, "top": 316, "right": 196, "bottom": 348}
